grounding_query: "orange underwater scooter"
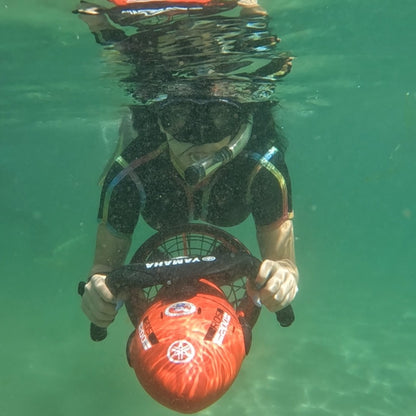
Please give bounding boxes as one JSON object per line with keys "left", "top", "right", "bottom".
{"left": 79, "top": 224, "right": 294, "bottom": 413}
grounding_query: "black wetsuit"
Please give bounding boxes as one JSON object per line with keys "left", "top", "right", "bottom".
{"left": 98, "top": 112, "right": 293, "bottom": 236}
{"left": 83, "top": 10, "right": 295, "bottom": 235}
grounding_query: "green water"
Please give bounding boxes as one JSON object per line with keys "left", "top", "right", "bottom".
{"left": 1, "top": 0, "right": 415, "bottom": 415}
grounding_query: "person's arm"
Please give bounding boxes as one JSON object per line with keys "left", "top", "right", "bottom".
{"left": 81, "top": 224, "right": 132, "bottom": 327}
{"left": 74, "top": 3, "right": 127, "bottom": 45}
{"left": 90, "top": 223, "right": 132, "bottom": 274}
{"left": 238, "top": 0, "right": 268, "bottom": 16}
{"left": 247, "top": 219, "right": 299, "bottom": 312}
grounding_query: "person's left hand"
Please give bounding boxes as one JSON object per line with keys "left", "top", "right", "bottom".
{"left": 246, "top": 259, "right": 298, "bottom": 312}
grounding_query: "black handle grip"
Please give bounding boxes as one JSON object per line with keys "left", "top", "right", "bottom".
{"left": 275, "top": 305, "right": 295, "bottom": 327}
{"left": 78, "top": 252, "right": 295, "bottom": 341}
{"left": 90, "top": 324, "right": 108, "bottom": 341}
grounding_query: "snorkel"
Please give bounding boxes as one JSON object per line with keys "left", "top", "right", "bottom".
{"left": 184, "top": 114, "right": 253, "bottom": 185}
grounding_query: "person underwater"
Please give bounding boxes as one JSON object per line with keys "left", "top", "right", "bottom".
{"left": 75, "top": 0, "right": 299, "bottom": 412}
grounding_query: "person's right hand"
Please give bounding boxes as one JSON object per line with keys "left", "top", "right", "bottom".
{"left": 81, "top": 274, "right": 118, "bottom": 328}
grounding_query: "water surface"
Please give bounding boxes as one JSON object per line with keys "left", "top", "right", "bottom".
{"left": 1, "top": 1, "right": 415, "bottom": 415}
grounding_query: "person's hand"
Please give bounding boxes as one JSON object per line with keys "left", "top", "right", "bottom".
{"left": 246, "top": 259, "right": 298, "bottom": 312}
{"left": 74, "top": 1, "right": 102, "bottom": 15}
{"left": 81, "top": 274, "right": 118, "bottom": 328}
{"left": 74, "top": 4, "right": 112, "bottom": 33}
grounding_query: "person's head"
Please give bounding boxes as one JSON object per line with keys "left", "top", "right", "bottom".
{"left": 157, "top": 97, "right": 253, "bottom": 184}
{"left": 126, "top": 279, "right": 246, "bottom": 413}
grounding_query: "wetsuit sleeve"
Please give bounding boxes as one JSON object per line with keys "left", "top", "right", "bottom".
{"left": 97, "top": 162, "right": 142, "bottom": 236}
{"left": 250, "top": 151, "right": 293, "bottom": 227}
{"left": 92, "top": 28, "right": 127, "bottom": 46}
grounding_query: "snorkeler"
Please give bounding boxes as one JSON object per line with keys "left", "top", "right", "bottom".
{"left": 75, "top": 0, "right": 298, "bottom": 331}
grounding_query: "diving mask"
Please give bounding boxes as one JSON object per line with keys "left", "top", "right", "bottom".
{"left": 158, "top": 98, "right": 247, "bottom": 145}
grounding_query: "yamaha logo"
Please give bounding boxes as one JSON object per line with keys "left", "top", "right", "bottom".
{"left": 167, "top": 340, "right": 195, "bottom": 364}
{"left": 145, "top": 255, "right": 216, "bottom": 269}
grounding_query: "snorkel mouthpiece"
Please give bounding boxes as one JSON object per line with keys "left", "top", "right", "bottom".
{"left": 185, "top": 147, "right": 232, "bottom": 185}
{"left": 184, "top": 115, "right": 253, "bottom": 186}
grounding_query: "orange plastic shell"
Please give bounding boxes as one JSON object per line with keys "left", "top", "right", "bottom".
{"left": 127, "top": 280, "right": 246, "bottom": 413}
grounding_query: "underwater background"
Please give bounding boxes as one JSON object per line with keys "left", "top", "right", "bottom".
{"left": 1, "top": 0, "right": 415, "bottom": 415}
